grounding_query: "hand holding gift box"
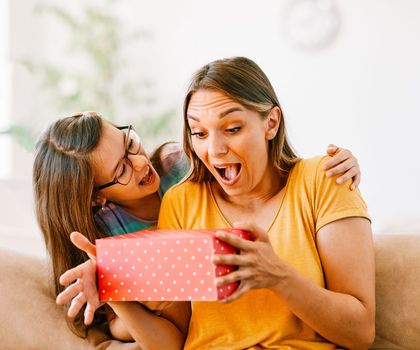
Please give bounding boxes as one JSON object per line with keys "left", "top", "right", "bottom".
{"left": 96, "top": 229, "right": 251, "bottom": 302}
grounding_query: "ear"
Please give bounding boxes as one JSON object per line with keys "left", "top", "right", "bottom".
{"left": 265, "top": 107, "right": 281, "bottom": 140}
{"left": 91, "top": 194, "right": 107, "bottom": 208}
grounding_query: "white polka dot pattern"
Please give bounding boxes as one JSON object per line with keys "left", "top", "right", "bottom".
{"left": 96, "top": 229, "right": 250, "bottom": 301}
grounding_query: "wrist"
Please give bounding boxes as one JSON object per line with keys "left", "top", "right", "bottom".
{"left": 269, "top": 260, "right": 294, "bottom": 297}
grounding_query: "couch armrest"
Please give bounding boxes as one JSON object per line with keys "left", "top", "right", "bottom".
{"left": 371, "top": 234, "right": 420, "bottom": 349}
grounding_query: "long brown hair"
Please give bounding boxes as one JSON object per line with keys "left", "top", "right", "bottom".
{"left": 33, "top": 112, "right": 108, "bottom": 335}
{"left": 183, "top": 56, "right": 300, "bottom": 182}
{"left": 34, "top": 111, "right": 176, "bottom": 335}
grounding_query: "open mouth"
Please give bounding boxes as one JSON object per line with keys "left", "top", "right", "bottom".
{"left": 139, "top": 166, "right": 154, "bottom": 186}
{"left": 214, "top": 163, "right": 242, "bottom": 185}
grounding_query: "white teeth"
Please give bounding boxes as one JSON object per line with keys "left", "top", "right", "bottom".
{"left": 139, "top": 166, "right": 151, "bottom": 184}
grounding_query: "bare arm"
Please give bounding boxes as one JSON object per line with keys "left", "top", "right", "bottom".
{"left": 274, "top": 218, "right": 375, "bottom": 349}
{"left": 57, "top": 232, "right": 190, "bottom": 349}
{"left": 214, "top": 218, "right": 375, "bottom": 349}
{"left": 108, "top": 301, "right": 187, "bottom": 350}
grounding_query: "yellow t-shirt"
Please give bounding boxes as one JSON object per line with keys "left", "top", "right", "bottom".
{"left": 158, "top": 156, "right": 370, "bottom": 350}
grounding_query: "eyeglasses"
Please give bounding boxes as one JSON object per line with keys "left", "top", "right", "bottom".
{"left": 96, "top": 125, "right": 142, "bottom": 191}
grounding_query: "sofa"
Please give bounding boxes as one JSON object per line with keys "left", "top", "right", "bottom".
{"left": 1, "top": 234, "right": 419, "bottom": 350}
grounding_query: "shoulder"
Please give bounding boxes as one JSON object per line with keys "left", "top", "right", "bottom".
{"left": 158, "top": 142, "right": 186, "bottom": 173}
{"left": 163, "top": 180, "right": 206, "bottom": 201}
{"left": 158, "top": 181, "right": 209, "bottom": 229}
{"left": 294, "top": 157, "right": 370, "bottom": 230}
{"left": 161, "top": 181, "right": 210, "bottom": 213}
{"left": 288, "top": 155, "right": 327, "bottom": 188}
{"left": 150, "top": 142, "right": 185, "bottom": 175}
{"left": 292, "top": 155, "right": 327, "bottom": 174}
{"left": 288, "top": 154, "right": 366, "bottom": 205}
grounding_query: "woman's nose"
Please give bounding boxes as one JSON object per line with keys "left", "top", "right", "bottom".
{"left": 208, "top": 134, "right": 228, "bottom": 158}
{"left": 130, "top": 154, "right": 148, "bottom": 171}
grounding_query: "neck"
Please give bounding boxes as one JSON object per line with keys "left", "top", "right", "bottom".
{"left": 118, "top": 192, "right": 162, "bottom": 221}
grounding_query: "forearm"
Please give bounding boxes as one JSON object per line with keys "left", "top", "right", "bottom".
{"left": 108, "top": 301, "right": 185, "bottom": 350}
{"left": 146, "top": 301, "right": 191, "bottom": 336}
{"left": 274, "top": 264, "right": 375, "bottom": 349}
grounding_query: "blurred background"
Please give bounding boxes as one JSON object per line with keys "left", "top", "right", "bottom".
{"left": 0, "top": 0, "right": 419, "bottom": 257}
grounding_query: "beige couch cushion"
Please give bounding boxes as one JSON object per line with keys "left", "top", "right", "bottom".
{"left": 0, "top": 247, "right": 140, "bottom": 350}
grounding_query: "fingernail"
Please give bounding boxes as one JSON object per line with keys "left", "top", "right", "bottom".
{"left": 326, "top": 171, "right": 332, "bottom": 177}
{"left": 336, "top": 178, "right": 343, "bottom": 184}
{"left": 322, "top": 164, "right": 327, "bottom": 170}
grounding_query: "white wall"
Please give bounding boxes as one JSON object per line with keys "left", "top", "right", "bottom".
{"left": 113, "top": 0, "right": 420, "bottom": 233}
{"left": 1, "top": 0, "right": 419, "bottom": 255}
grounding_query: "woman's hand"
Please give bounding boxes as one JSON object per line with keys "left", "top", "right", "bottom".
{"left": 212, "top": 222, "right": 286, "bottom": 303}
{"left": 323, "top": 144, "right": 361, "bottom": 190}
{"left": 56, "top": 231, "right": 101, "bottom": 325}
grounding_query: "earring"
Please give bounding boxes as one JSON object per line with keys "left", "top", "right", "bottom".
{"left": 97, "top": 198, "right": 107, "bottom": 211}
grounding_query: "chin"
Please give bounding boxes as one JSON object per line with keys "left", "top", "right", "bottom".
{"left": 146, "top": 176, "right": 160, "bottom": 195}
{"left": 213, "top": 180, "right": 242, "bottom": 197}
{"left": 151, "top": 179, "right": 161, "bottom": 194}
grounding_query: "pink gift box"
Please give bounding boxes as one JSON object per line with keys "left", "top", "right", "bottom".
{"left": 96, "top": 229, "right": 250, "bottom": 302}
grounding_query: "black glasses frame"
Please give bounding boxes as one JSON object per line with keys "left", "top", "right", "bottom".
{"left": 96, "top": 125, "right": 140, "bottom": 191}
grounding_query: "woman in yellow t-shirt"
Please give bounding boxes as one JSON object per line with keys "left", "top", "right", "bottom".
{"left": 158, "top": 57, "right": 375, "bottom": 349}
{"left": 54, "top": 57, "right": 371, "bottom": 349}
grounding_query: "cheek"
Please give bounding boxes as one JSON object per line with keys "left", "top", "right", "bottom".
{"left": 243, "top": 140, "right": 269, "bottom": 167}
{"left": 191, "top": 140, "right": 206, "bottom": 160}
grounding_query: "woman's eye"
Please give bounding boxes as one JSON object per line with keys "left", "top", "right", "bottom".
{"left": 127, "top": 138, "right": 135, "bottom": 151}
{"left": 117, "top": 163, "right": 127, "bottom": 178}
{"left": 191, "top": 131, "right": 206, "bottom": 139}
{"left": 226, "top": 127, "right": 241, "bottom": 134}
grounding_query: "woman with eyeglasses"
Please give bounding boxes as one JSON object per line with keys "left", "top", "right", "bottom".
{"left": 34, "top": 107, "right": 362, "bottom": 347}
{"left": 33, "top": 113, "right": 191, "bottom": 348}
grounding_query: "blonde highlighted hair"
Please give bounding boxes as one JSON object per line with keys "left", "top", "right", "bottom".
{"left": 182, "top": 56, "right": 300, "bottom": 183}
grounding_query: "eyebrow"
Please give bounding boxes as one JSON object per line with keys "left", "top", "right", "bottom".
{"left": 187, "top": 107, "right": 244, "bottom": 121}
